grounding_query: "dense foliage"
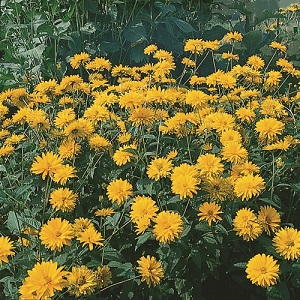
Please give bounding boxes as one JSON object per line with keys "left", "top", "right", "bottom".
{"left": 0, "top": 1, "right": 300, "bottom": 300}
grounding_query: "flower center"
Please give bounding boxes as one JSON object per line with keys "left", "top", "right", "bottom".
{"left": 260, "top": 267, "right": 267, "bottom": 274}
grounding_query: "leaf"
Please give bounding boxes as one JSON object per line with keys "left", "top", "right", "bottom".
{"left": 169, "top": 17, "right": 196, "bottom": 33}
{"left": 190, "top": 249, "right": 201, "bottom": 270}
{"left": 215, "top": 224, "right": 228, "bottom": 235}
{"left": 203, "top": 25, "right": 228, "bottom": 40}
{"left": 7, "top": 211, "right": 22, "bottom": 234}
{"left": 233, "top": 262, "right": 247, "bottom": 269}
{"left": 123, "top": 21, "right": 147, "bottom": 43}
{"left": 135, "top": 231, "right": 152, "bottom": 250}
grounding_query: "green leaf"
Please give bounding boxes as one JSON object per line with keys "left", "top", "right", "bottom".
{"left": 233, "top": 262, "right": 247, "bottom": 269}
{"left": 215, "top": 224, "right": 228, "bottom": 235}
{"left": 169, "top": 17, "right": 196, "bottom": 33}
{"left": 191, "top": 249, "right": 201, "bottom": 270}
{"left": 123, "top": 21, "right": 147, "bottom": 43}
{"left": 135, "top": 231, "right": 152, "bottom": 250}
{"left": 203, "top": 25, "right": 228, "bottom": 41}
{"left": 7, "top": 211, "right": 22, "bottom": 234}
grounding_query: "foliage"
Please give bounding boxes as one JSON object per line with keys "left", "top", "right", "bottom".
{"left": 0, "top": 1, "right": 300, "bottom": 300}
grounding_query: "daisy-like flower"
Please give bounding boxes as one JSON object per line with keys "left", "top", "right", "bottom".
{"left": 137, "top": 255, "right": 164, "bottom": 287}
{"left": 0, "top": 236, "right": 15, "bottom": 265}
{"left": 246, "top": 254, "right": 279, "bottom": 288}
{"left": 221, "top": 52, "right": 239, "bottom": 61}
{"left": 220, "top": 129, "right": 242, "bottom": 146}
{"left": 246, "top": 55, "right": 265, "bottom": 70}
{"left": 54, "top": 108, "right": 76, "bottom": 129}
{"left": 85, "top": 57, "right": 111, "bottom": 71}
{"left": 0, "top": 145, "right": 15, "bottom": 157}
{"left": 107, "top": 178, "right": 133, "bottom": 205}
{"left": 235, "top": 107, "right": 256, "bottom": 123}
{"left": 181, "top": 57, "right": 196, "bottom": 67}
{"left": 70, "top": 52, "right": 90, "bottom": 69}
{"left": 19, "top": 260, "right": 68, "bottom": 299}
{"left": 59, "top": 139, "right": 81, "bottom": 159}
{"left": 233, "top": 208, "right": 262, "bottom": 241}
{"left": 202, "top": 176, "right": 233, "bottom": 202}
{"left": 130, "top": 195, "right": 159, "bottom": 224}
{"left": 67, "top": 265, "right": 97, "bottom": 298}
{"left": 273, "top": 227, "right": 300, "bottom": 260}
{"left": 153, "top": 211, "right": 183, "bottom": 243}
{"left": 234, "top": 174, "right": 265, "bottom": 201}
{"left": 128, "top": 107, "right": 155, "bottom": 127}
{"left": 112, "top": 144, "right": 137, "bottom": 166}
{"left": 49, "top": 187, "right": 77, "bottom": 212}
{"left": 196, "top": 153, "right": 224, "bottom": 178}
{"left": 184, "top": 39, "right": 206, "bottom": 54}
{"left": 31, "top": 152, "right": 63, "bottom": 180}
{"left": 88, "top": 134, "right": 111, "bottom": 151}
{"left": 265, "top": 71, "right": 282, "bottom": 88}
{"left": 52, "top": 164, "right": 77, "bottom": 185}
{"left": 258, "top": 206, "right": 281, "bottom": 235}
{"left": 255, "top": 118, "right": 284, "bottom": 143}
{"left": 39, "top": 218, "right": 73, "bottom": 251}
{"left": 64, "top": 118, "right": 94, "bottom": 139}
{"left": 198, "top": 202, "right": 222, "bottom": 226}
{"left": 95, "top": 265, "right": 112, "bottom": 288}
{"left": 269, "top": 41, "right": 287, "bottom": 52}
{"left": 72, "top": 218, "right": 94, "bottom": 236}
{"left": 221, "top": 142, "right": 248, "bottom": 164}
{"left": 94, "top": 208, "right": 115, "bottom": 217}
{"left": 144, "top": 44, "right": 158, "bottom": 55}
{"left": 147, "top": 157, "right": 173, "bottom": 181}
{"left": 77, "top": 227, "right": 104, "bottom": 251}
{"left": 223, "top": 31, "right": 243, "bottom": 43}
{"left": 171, "top": 163, "right": 200, "bottom": 199}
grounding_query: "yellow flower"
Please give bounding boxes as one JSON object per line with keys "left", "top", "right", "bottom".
{"left": 39, "top": 218, "right": 73, "bottom": 251}
{"left": 184, "top": 39, "right": 205, "bottom": 54}
{"left": 234, "top": 174, "right": 265, "bottom": 201}
{"left": 137, "top": 255, "right": 164, "bottom": 287}
{"left": 263, "top": 135, "right": 294, "bottom": 151}
{"left": 235, "top": 107, "right": 256, "bottom": 123}
{"left": 233, "top": 208, "right": 262, "bottom": 241}
{"left": 147, "top": 157, "right": 173, "bottom": 181}
{"left": 223, "top": 31, "right": 243, "bottom": 42}
{"left": 221, "top": 52, "right": 239, "bottom": 61}
{"left": 221, "top": 142, "right": 248, "bottom": 164}
{"left": 153, "top": 211, "right": 183, "bottom": 243}
{"left": 19, "top": 260, "right": 68, "bottom": 299}
{"left": 64, "top": 118, "right": 94, "bottom": 139}
{"left": 77, "top": 227, "right": 104, "bottom": 251}
{"left": 94, "top": 208, "right": 115, "bottom": 217}
{"left": 265, "top": 71, "right": 282, "bottom": 88}
{"left": 54, "top": 108, "right": 76, "bottom": 129}
{"left": 246, "top": 254, "right": 279, "bottom": 288}
{"left": 255, "top": 117, "right": 284, "bottom": 143}
{"left": 119, "top": 91, "right": 144, "bottom": 109}
{"left": 52, "top": 164, "right": 77, "bottom": 185}
{"left": 196, "top": 153, "right": 224, "bottom": 178}
{"left": 59, "top": 139, "right": 81, "bottom": 159}
{"left": 246, "top": 55, "right": 265, "bottom": 70}
{"left": 181, "top": 57, "right": 196, "bottom": 67}
{"left": 218, "top": 73, "right": 237, "bottom": 89}
{"left": 66, "top": 265, "right": 97, "bottom": 298}
{"left": 0, "top": 236, "right": 15, "bottom": 265}
{"left": 128, "top": 107, "right": 155, "bottom": 127}
{"left": 198, "top": 202, "right": 222, "bottom": 226}
{"left": 202, "top": 176, "right": 233, "bottom": 202}
{"left": 220, "top": 129, "right": 242, "bottom": 146}
{"left": 273, "top": 227, "right": 300, "bottom": 260}
{"left": 185, "top": 90, "right": 209, "bottom": 108}
{"left": 72, "top": 218, "right": 94, "bottom": 236}
{"left": 49, "top": 187, "right": 77, "bottom": 212}
{"left": 144, "top": 44, "right": 158, "bottom": 55}
{"left": 107, "top": 178, "right": 133, "bottom": 205}
{"left": 130, "top": 195, "right": 158, "bottom": 224}
{"left": 85, "top": 57, "right": 111, "bottom": 71}
{"left": 112, "top": 144, "right": 137, "bottom": 166}
{"left": 88, "top": 134, "right": 111, "bottom": 151}
{"left": 70, "top": 52, "right": 90, "bottom": 69}
{"left": 0, "top": 145, "right": 15, "bottom": 157}
{"left": 269, "top": 41, "right": 287, "bottom": 52}
{"left": 258, "top": 206, "right": 280, "bottom": 235}
{"left": 34, "top": 79, "right": 58, "bottom": 95}
{"left": 135, "top": 216, "right": 152, "bottom": 235}
{"left": 31, "top": 152, "right": 63, "bottom": 180}
{"left": 95, "top": 265, "right": 112, "bottom": 288}
{"left": 153, "top": 49, "right": 173, "bottom": 62}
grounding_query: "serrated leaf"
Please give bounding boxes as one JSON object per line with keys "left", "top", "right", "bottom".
{"left": 135, "top": 231, "right": 152, "bottom": 250}
{"left": 7, "top": 211, "right": 22, "bottom": 234}
{"left": 170, "top": 17, "right": 196, "bottom": 33}
{"left": 124, "top": 21, "right": 146, "bottom": 43}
